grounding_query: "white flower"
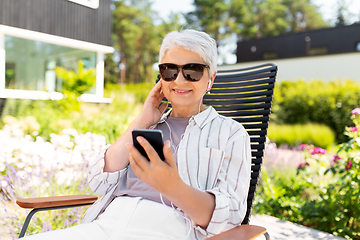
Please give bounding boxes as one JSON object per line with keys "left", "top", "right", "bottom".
{"left": 17, "top": 162, "right": 25, "bottom": 169}
{"left": 16, "top": 171, "right": 27, "bottom": 179}
{"left": 0, "top": 161, "right": 5, "bottom": 172}
{"left": 1, "top": 125, "right": 107, "bottom": 195}
{"left": 1, "top": 180, "right": 8, "bottom": 187}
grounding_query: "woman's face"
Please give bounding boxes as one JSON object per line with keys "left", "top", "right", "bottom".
{"left": 160, "top": 48, "right": 214, "bottom": 117}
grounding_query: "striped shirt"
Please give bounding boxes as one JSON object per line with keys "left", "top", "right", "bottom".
{"left": 82, "top": 106, "right": 251, "bottom": 239}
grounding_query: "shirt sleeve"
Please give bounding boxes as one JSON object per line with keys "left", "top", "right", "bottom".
{"left": 87, "top": 146, "right": 128, "bottom": 195}
{"left": 199, "top": 125, "right": 252, "bottom": 237}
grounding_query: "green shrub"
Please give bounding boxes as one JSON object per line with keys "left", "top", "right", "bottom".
{"left": 272, "top": 79, "right": 360, "bottom": 143}
{"left": 255, "top": 108, "right": 360, "bottom": 240}
{"left": 104, "top": 82, "right": 153, "bottom": 103}
{"left": 267, "top": 123, "right": 335, "bottom": 149}
{"left": 55, "top": 60, "right": 96, "bottom": 112}
{"left": 0, "top": 83, "right": 153, "bottom": 143}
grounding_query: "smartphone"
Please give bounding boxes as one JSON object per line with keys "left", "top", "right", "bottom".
{"left": 132, "top": 129, "right": 165, "bottom": 161}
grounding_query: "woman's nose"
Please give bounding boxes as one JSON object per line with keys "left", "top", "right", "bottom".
{"left": 174, "top": 70, "right": 187, "bottom": 83}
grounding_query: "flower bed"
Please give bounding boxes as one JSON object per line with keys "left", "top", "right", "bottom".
{"left": 255, "top": 108, "right": 360, "bottom": 240}
{"left": 0, "top": 124, "right": 107, "bottom": 238}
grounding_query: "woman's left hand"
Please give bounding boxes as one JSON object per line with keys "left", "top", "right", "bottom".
{"left": 126, "top": 137, "right": 182, "bottom": 195}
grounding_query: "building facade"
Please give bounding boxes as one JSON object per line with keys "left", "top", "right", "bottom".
{"left": 227, "top": 24, "right": 360, "bottom": 82}
{"left": 0, "top": 0, "right": 114, "bottom": 102}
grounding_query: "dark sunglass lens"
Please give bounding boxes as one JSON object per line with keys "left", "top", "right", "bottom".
{"left": 159, "top": 64, "right": 178, "bottom": 81}
{"left": 183, "top": 64, "right": 205, "bottom": 81}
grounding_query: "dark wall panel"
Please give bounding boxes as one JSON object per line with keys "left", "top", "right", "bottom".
{"left": 0, "top": 0, "right": 112, "bottom": 46}
{"left": 237, "top": 24, "right": 360, "bottom": 62}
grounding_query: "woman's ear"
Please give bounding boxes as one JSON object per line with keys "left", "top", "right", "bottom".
{"left": 208, "top": 72, "right": 216, "bottom": 89}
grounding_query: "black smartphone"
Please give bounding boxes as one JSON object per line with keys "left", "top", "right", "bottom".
{"left": 132, "top": 129, "right": 165, "bottom": 161}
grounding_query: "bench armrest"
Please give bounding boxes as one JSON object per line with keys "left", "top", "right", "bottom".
{"left": 16, "top": 195, "right": 98, "bottom": 209}
{"left": 207, "top": 225, "right": 267, "bottom": 240}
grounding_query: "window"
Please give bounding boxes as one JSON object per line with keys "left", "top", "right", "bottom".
{"left": 5, "top": 35, "right": 96, "bottom": 92}
{"left": 5, "top": 63, "right": 16, "bottom": 89}
{"left": 68, "top": 0, "right": 99, "bottom": 9}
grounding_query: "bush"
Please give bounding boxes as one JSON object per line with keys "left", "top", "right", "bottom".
{"left": 255, "top": 107, "right": 360, "bottom": 240}
{"left": 267, "top": 123, "right": 335, "bottom": 149}
{"left": 272, "top": 79, "right": 360, "bottom": 143}
{"left": 0, "top": 83, "right": 153, "bottom": 144}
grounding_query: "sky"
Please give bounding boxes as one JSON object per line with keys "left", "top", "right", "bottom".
{"left": 150, "top": 0, "right": 360, "bottom": 64}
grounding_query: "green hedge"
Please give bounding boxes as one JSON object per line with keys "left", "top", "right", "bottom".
{"left": 271, "top": 79, "right": 360, "bottom": 143}
{"left": 267, "top": 123, "right": 335, "bottom": 149}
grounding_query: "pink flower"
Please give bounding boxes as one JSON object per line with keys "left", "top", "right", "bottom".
{"left": 300, "top": 144, "right": 307, "bottom": 150}
{"left": 311, "top": 147, "right": 327, "bottom": 155}
{"left": 297, "top": 162, "right": 310, "bottom": 170}
{"left": 352, "top": 108, "right": 360, "bottom": 115}
{"left": 332, "top": 154, "right": 341, "bottom": 163}
{"left": 349, "top": 126, "right": 358, "bottom": 132}
{"left": 345, "top": 160, "right": 352, "bottom": 170}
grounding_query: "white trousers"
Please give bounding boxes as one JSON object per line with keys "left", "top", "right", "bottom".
{"left": 22, "top": 196, "right": 191, "bottom": 240}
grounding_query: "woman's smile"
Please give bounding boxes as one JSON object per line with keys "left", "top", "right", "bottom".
{"left": 173, "top": 88, "right": 192, "bottom": 94}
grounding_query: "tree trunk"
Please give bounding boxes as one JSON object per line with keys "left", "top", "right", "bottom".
{"left": 120, "top": 55, "right": 126, "bottom": 84}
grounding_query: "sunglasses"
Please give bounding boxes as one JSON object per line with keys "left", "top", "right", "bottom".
{"left": 159, "top": 63, "right": 210, "bottom": 82}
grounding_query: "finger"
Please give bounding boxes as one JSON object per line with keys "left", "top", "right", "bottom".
{"left": 158, "top": 102, "right": 168, "bottom": 114}
{"left": 150, "top": 78, "right": 162, "bottom": 96}
{"left": 137, "top": 136, "right": 162, "bottom": 163}
{"left": 126, "top": 142, "right": 147, "bottom": 171}
{"left": 128, "top": 153, "right": 142, "bottom": 174}
{"left": 163, "top": 140, "right": 176, "bottom": 167}
{"left": 147, "top": 82, "right": 164, "bottom": 106}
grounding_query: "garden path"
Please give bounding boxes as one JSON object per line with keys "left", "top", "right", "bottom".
{"left": 251, "top": 214, "right": 346, "bottom": 240}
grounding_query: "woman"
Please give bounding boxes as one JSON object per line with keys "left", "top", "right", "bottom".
{"left": 24, "top": 29, "right": 251, "bottom": 240}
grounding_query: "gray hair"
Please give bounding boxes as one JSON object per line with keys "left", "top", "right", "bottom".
{"left": 159, "top": 29, "right": 217, "bottom": 76}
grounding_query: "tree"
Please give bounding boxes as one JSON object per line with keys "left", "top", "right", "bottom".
{"left": 112, "top": 0, "right": 161, "bottom": 84}
{"left": 230, "top": 0, "right": 328, "bottom": 40}
{"left": 185, "top": 0, "right": 233, "bottom": 48}
{"left": 335, "top": 0, "right": 350, "bottom": 26}
{"left": 257, "top": 0, "right": 289, "bottom": 37}
{"left": 229, "top": 0, "right": 259, "bottom": 39}
{"left": 282, "top": 0, "right": 328, "bottom": 32}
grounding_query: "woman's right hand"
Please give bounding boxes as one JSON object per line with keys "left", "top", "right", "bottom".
{"left": 135, "top": 79, "right": 168, "bottom": 129}
{"left": 103, "top": 80, "right": 168, "bottom": 172}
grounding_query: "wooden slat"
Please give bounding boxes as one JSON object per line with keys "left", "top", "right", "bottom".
{"left": 206, "top": 225, "right": 267, "bottom": 240}
{"left": 16, "top": 195, "right": 98, "bottom": 209}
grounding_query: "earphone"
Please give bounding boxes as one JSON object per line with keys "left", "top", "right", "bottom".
{"left": 205, "top": 79, "right": 212, "bottom": 94}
